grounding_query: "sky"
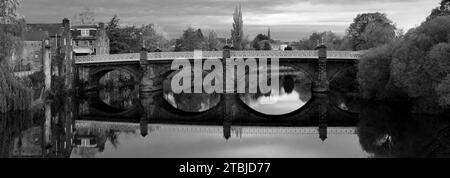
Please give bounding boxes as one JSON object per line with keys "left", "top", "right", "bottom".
{"left": 19, "top": 0, "right": 441, "bottom": 41}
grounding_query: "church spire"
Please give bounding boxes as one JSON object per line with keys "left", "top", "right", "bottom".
{"left": 267, "top": 27, "right": 271, "bottom": 41}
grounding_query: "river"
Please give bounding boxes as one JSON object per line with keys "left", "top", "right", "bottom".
{"left": 1, "top": 73, "right": 449, "bottom": 158}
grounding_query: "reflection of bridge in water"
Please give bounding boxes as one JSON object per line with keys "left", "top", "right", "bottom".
{"left": 76, "top": 120, "right": 356, "bottom": 136}
{"left": 77, "top": 90, "right": 359, "bottom": 141}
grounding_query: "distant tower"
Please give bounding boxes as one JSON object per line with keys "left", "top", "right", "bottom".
{"left": 267, "top": 27, "right": 271, "bottom": 41}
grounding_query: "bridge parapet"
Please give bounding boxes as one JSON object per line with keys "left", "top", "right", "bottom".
{"left": 230, "top": 50, "right": 317, "bottom": 59}
{"left": 147, "top": 51, "right": 223, "bottom": 60}
{"left": 75, "top": 50, "right": 364, "bottom": 64}
{"left": 328, "top": 51, "right": 364, "bottom": 59}
{"left": 75, "top": 53, "right": 140, "bottom": 64}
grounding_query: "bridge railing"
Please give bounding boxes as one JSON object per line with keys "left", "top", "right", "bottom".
{"left": 328, "top": 51, "right": 364, "bottom": 59}
{"left": 148, "top": 51, "right": 223, "bottom": 59}
{"left": 230, "top": 50, "right": 318, "bottom": 59}
{"left": 75, "top": 50, "right": 364, "bottom": 64}
{"left": 75, "top": 53, "right": 140, "bottom": 64}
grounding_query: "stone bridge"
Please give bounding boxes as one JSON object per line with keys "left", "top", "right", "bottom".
{"left": 74, "top": 45, "right": 363, "bottom": 93}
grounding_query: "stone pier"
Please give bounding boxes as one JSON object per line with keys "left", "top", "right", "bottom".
{"left": 313, "top": 44, "right": 329, "bottom": 93}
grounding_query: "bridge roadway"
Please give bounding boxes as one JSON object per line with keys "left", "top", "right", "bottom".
{"left": 74, "top": 50, "right": 363, "bottom": 64}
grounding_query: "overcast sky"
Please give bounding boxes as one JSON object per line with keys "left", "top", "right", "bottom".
{"left": 20, "top": 0, "right": 441, "bottom": 41}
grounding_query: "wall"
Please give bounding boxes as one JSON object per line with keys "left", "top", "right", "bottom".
{"left": 19, "top": 41, "right": 43, "bottom": 72}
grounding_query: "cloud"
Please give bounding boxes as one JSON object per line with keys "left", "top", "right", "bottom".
{"left": 20, "top": 0, "right": 441, "bottom": 41}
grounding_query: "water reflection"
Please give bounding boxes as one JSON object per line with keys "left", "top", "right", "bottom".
{"left": 99, "top": 85, "right": 139, "bottom": 110}
{"left": 240, "top": 75, "right": 312, "bottom": 115}
{"left": 357, "top": 103, "right": 450, "bottom": 158}
{"left": 162, "top": 78, "right": 221, "bottom": 113}
{"left": 1, "top": 85, "right": 449, "bottom": 158}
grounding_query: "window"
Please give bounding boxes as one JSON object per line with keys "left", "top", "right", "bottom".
{"left": 81, "top": 29, "right": 90, "bottom": 37}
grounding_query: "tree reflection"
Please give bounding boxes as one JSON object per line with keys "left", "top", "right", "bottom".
{"left": 162, "top": 74, "right": 221, "bottom": 112}
{"left": 99, "top": 85, "right": 139, "bottom": 110}
{"left": 282, "top": 75, "right": 295, "bottom": 94}
{"left": 358, "top": 102, "right": 450, "bottom": 157}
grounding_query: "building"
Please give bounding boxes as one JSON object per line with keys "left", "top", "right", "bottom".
{"left": 16, "top": 23, "right": 63, "bottom": 74}
{"left": 71, "top": 23, "right": 109, "bottom": 56}
{"left": 13, "top": 19, "right": 72, "bottom": 80}
{"left": 15, "top": 19, "right": 109, "bottom": 91}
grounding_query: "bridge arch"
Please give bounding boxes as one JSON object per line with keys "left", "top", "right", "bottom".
{"left": 283, "top": 64, "right": 315, "bottom": 82}
{"left": 89, "top": 65, "right": 141, "bottom": 86}
{"left": 328, "top": 65, "right": 358, "bottom": 83}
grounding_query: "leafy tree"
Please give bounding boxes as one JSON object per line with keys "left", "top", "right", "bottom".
{"left": 358, "top": 15, "right": 450, "bottom": 114}
{"left": 141, "top": 24, "right": 170, "bottom": 52}
{"left": 105, "top": 15, "right": 130, "bottom": 54}
{"left": 427, "top": 0, "right": 450, "bottom": 21}
{"left": 0, "top": 0, "right": 20, "bottom": 19}
{"left": 1, "top": 0, "right": 24, "bottom": 64}
{"left": 205, "top": 30, "right": 221, "bottom": 51}
{"left": 231, "top": 5, "right": 244, "bottom": 50}
{"left": 175, "top": 27, "right": 206, "bottom": 51}
{"left": 0, "top": 0, "right": 31, "bottom": 113}
{"left": 105, "top": 15, "right": 170, "bottom": 53}
{"left": 437, "top": 75, "right": 450, "bottom": 107}
{"left": 358, "top": 43, "right": 398, "bottom": 99}
{"left": 251, "top": 34, "right": 270, "bottom": 50}
{"left": 262, "top": 40, "right": 271, "bottom": 50}
{"left": 296, "top": 31, "right": 343, "bottom": 50}
{"left": 343, "top": 12, "right": 396, "bottom": 50}
{"left": 252, "top": 40, "right": 261, "bottom": 50}
{"left": 361, "top": 22, "right": 396, "bottom": 49}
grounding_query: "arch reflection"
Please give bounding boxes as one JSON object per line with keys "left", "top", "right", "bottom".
{"left": 239, "top": 74, "right": 312, "bottom": 116}
{"left": 162, "top": 75, "right": 221, "bottom": 113}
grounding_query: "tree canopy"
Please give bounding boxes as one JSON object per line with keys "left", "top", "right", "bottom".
{"left": 358, "top": 15, "right": 450, "bottom": 114}
{"left": 343, "top": 12, "right": 396, "bottom": 50}
{"left": 175, "top": 27, "right": 206, "bottom": 51}
{"left": 427, "top": 0, "right": 450, "bottom": 21}
{"left": 295, "top": 31, "right": 343, "bottom": 50}
{"left": 105, "top": 15, "right": 171, "bottom": 54}
{"left": 251, "top": 34, "right": 271, "bottom": 50}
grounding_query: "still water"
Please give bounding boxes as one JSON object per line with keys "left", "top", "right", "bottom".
{"left": 1, "top": 74, "right": 449, "bottom": 158}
